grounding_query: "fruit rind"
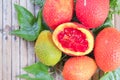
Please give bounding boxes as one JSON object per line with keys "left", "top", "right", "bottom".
{"left": 52, "top": 22, "right": 94, "bottom": 56}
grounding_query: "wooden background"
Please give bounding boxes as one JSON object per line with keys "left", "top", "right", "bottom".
{"left": 0, "top": 0, "right": 120, "bottom": 80}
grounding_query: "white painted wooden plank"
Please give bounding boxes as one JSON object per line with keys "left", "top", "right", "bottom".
{"left": 19, "top": 0, "right": 28, "bottom": 76}
{"left": 27, "top": 42, "right": 36, "bottom": 65}
{"left": 27, "top": 0, "right": 34, "bottom": 15}
{"left": 26, "top": 0, "right": 36, "bottom": 65}
{"left": 11, "top": 0, "right": 20, "bottom": 80}
{"left": 20, "top": 40, "right": 28, "bottom": 73}
{"left": 114, "top": 15, "right": 120, "bottom": 30}
{"left": 34, "top": 5, "right": 40, "bottom": 17}
{"left": 34, "top": 4, "right": 40, "bottom": 62}
{"left": 2, "top": 0, "right": 12, "bottom": 80}
{"left": 20, "top": 0, "right": 27, "bottom": 7}
{"left": 0, "top": 0, "right": 3, "bottom": 80}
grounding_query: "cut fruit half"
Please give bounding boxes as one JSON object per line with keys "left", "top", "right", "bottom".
{"left": 52, "top": 22, "right": 94, "bottom": 56}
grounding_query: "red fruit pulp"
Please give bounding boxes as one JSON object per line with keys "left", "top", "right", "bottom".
{"left": 57, "top": 28, "right": 88, "bottom": 52}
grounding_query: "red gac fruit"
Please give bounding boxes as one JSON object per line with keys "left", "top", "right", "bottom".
{"left": 76, "top": 0, "right": 109, "bottom": 29}
{"left": 42, "top": 0, "right": 74, "bottom": 30}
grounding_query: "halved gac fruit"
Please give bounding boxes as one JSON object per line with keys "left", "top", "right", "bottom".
{"left": 52, "top": 22, "right": 94, "bottom": 56}
{"left": 42, "top": 0, "right": 74, "bottom": 30}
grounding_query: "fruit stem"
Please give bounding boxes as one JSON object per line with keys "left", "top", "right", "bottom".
{"left": 61, "top": 54, "right": 68, "bottom": 61}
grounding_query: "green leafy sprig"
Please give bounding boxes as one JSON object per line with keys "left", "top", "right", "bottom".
{"left": 110, "top": 0, "right": 120, "bottom": 15}
{"left": 17, "top": 62, "right": 54, "bottom": 80}
{"left": 11, "top": 3, "right": 49, "bottom": 41}
{"left": 100, "top": 68, "right": 120, "bottom": 80}
{"left": 11, "top": 4, "right": 43, "bottom": 41}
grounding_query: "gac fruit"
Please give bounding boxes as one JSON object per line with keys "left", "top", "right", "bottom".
{"left": 76, "top": 0, "right": 109, "bottom": 28}
{"left": 62, "top": 56, "right": 97, "bottom": 80}
{"left": 42, "top": 0, "right": 74, "bottom": 30}
{"left": 52, "top": 22, "right": 94, "bottom": 56}
{"left": 94, "top": 27, "right": 120, "bottom": 72}
{"left": 35, "top": 30, "right": 62, "bottom": 66}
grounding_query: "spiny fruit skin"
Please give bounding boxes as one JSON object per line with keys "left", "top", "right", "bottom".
{"left": 94, "top": 27, "right": 120, "bottom": 72}
{"left": 52, "top": 22, "right": 94, "bottom": 56}
{"left": 76, "top": 0, "right": 109, "bottom": 28}
{"left": 42, "top": 0, "right": 74, "bottom": 30}
{"left": 35, "top": 30, "right": 62, "bottom": 66}
{"left": 62, "top": 56, "right": 97, "bottom": 80}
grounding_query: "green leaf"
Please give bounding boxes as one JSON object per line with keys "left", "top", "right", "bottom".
{"left": 31, "top": 0, "right": 45, "bottom": 8}
{"left": 23, "top": 62, "right": 48, "bottom": 75}
{"left": 37, "top": 10, "right": 42, "bottom": 28}
{"left": 17, "top": 62, "right": 54, "bottom": 80}
{"left": 36, "top": 9, "right": 50, "bottom": 30}
{"left": 100, "top": 68, "right": 120, "bottom": 80}
{"left": 11, "top": 4, "right": 43, "bottom": 41}
{"left": 41, "top": 17, "right": 50, "bottom": 30}
{"left": 17, "top": 74, "right": 39, "bottom": 80}
{"left": 37, "top": 9, "right": 48, "bottom": 31}
{"left": 11, "top": 22, "right": 40, "bottom": 41}
{"left": 14, "top": 4, "right": 36, "bottom": 26}
{"left": 110, "top": 0, "right": 120, "bottom": 14}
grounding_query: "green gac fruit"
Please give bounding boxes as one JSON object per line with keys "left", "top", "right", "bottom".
{"left": 35, "top": 30, "right": 62, "bottom": 66}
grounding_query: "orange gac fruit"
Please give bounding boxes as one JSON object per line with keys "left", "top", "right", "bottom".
{"left": 42, "top": 0, "right": 74, "bottom": 30}
{"left": 52, "top": 22, "right": 94, "bottom": 56}
{"left": 62, "top": 56, "right": 97, "bottom": 80}
{"left": 94, "top": 27, "right": 120, "bottom": 72}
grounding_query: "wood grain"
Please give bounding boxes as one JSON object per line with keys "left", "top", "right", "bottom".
{"left": 11, "top": 0, "right": 20, "bottom": 80}
{"left": 0, "top": 0, "right": 3, "bottom": 80}
{"left": 115, "top": 14, "right": 120, "bottom": 30}
{"left": 2, "top": 0, "right": 12, "bottom": 80}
